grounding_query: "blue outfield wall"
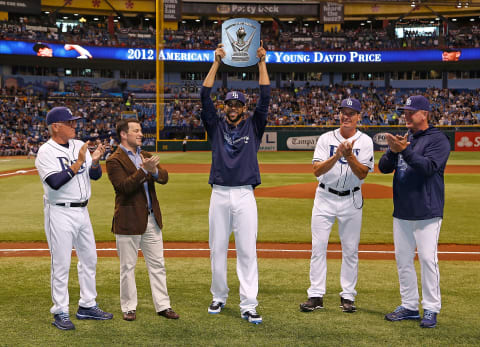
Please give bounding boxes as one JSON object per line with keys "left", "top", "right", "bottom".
{"left": 155, "top": 126, "right": 479, "bottom": 151}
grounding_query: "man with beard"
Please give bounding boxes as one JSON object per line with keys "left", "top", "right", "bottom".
{"left": 200, "top": 42, "right": 270, "bottom": 324}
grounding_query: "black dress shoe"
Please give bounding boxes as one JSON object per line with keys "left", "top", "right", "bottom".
{"left": 158, "top": 308, "right": 179, "bottom": 319}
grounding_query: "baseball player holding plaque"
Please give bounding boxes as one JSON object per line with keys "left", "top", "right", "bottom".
{"left": 201, "top": 18, "right": 270, "bottom": 324}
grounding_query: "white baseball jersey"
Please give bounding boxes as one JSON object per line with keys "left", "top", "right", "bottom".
{"left": 313, "top": 129, "right": 374, "bottom": 189}
{"left": 36, "top": 138, "right": 92, "bottom": 203}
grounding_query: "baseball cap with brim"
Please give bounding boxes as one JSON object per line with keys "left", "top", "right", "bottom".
{"left": 399, "top": 95, "right": 430, "bottom": 111}
{"left": 225, "top": 91, "right": 246, "bottom": 105}
{"left": 339, "top": 98, "right": 361, "bottom": 113}
{"left": 46, "top": 107, "right": 81, "bottom": 125}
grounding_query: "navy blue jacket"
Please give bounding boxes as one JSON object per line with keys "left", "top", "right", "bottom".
{"left": 200, "top": 85, "right": 271, "bottom": 187}
{"left": 378, "top": 126, "right": 450, "bottom": 220}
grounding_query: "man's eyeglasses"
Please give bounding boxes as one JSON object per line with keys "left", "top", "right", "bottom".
{"left": 226, "top": 101, "right": 244, "bottom": 108}
{"left": 55, "top": 120, "right": 77, "bottom": 128}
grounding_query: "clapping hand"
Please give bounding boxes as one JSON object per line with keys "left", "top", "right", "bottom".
{"left": 141, "top": 154, "right": 160, "bottom": 174}
{"left": 90, "top": 142, "right": 105, "bottom": 163}
{"left": 386, "top": 133, "right": 409, "bottom": 153}
{"left": 337, "top": 140, "right": 356, "bottom": 159}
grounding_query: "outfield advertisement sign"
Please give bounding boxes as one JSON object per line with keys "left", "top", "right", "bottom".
{"left": 260, "top": 132, "right": 277, "bottom": 151}
{"left": 455, "top": 132, "right": 480, "bottom": 151}
{"left": 2, "top": 40, "right": 480, "bottom": 64}
{"left": 286, "top": 135, "right": 320, "bottom": 150}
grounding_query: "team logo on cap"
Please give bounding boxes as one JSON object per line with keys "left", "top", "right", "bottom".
{"left": 347, "top": 99, "right": 353, "bottom": 106}
{"left": 406, "top": 98, "right": 412, "bottom": 106}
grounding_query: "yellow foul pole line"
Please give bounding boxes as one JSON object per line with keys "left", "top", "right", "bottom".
{"left": 155, "top": 0, "right": 164, "bottom": 152}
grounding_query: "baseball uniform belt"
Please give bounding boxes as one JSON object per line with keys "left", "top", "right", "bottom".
{"left": 319, "top": 183, "right": 360, "bottom": 197}
{"left": 56, "top": 200, "right": 89, "bottom": 207}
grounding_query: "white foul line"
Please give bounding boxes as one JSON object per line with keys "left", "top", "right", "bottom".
{"left": 0, "top": 168, "right": 37, "bottom": 177}
{"left": 0, "top": 248, "right": 479, "bottom": 255}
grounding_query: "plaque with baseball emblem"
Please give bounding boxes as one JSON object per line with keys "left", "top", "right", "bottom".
{"left": 221, "top": 18, "right": 261, "bottom": 67}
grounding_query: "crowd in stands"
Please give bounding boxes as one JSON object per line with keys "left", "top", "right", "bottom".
{"left": 2, "top": 16, "right": 480, "bottom": 51}
{"left": 1, "top": 84, "right": 479, "bottom": 156}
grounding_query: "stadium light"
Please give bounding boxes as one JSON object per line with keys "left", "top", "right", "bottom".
{"left": 470, "top": 18, "right": 475, "bottom": 22}
{"left": 452, "top": 18, "right": 457, "bottom": 21}
{"left": 456, "top": 1, "right": 462, "bottom": 8}
{"left": 465, "top": 2, "right": 469, "bottom": 8}
{"left": 411, "top": 1, "right": 416, "bottom": 7}
{"left": 44, "top": 11, "right": 49, "bottom": 14}
{"left": 74, "top": 13, "right": 78, "bottom": 16}
{"left": 94, "top": 18, "right": 99, "bottom": 21}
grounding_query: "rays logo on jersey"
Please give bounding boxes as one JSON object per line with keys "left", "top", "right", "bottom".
{"left": 57, "top": 157, "right": 86, "bottom": 174}
{"left": 329, "top": 145, "right": 360, "bottom": 164}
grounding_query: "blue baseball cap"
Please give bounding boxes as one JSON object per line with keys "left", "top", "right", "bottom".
{"left": 46, "top": 107, "right": 81, "bottom": 125}
{"left": 225, "top": 91, "right": 246, "bottom": 105}
{"left": 339, "top": 98, "right": 361, "bottom": 113}
{"left": 399, "top": 95, "right": 430, "bottom": 111}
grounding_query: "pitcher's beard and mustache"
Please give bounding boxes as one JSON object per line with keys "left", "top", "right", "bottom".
{"left": 226, "top": 110, "right": 243, "bottom": 124}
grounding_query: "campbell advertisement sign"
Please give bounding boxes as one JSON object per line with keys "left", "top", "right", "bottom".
{"left": 455, "top": 132, "right": 480, "bottom": 151}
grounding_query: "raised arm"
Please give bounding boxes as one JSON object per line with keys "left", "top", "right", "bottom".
{"left": 203, "top": 44, "right": 225, "bottom": 88}
{"left": 257, "top": 40, "right": 270, "bottom": 86}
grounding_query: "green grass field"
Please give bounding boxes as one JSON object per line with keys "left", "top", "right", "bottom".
{"left": 1, "top": 258, "right": 479, "bottom": 346}
{"left": 1, "top": 152, "right": 479, "bottom": 345}
{"left": 1, "top": 152, "right": 479, "bottom": 243}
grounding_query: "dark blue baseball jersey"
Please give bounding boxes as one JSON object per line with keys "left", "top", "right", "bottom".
{"left": 378, "top": 126, "right": 451, "bottom": 220}
{"left": 200, "top": 85, "right": 271, "bottom": 187}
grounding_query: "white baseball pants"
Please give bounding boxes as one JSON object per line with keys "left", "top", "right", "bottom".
{"left": 209, "top": 185, "right": 258, "bottom": 314}
{"left": 115, "top": 214, "right": 171, "bottom": 313}
{"left": 393, "top": 217, "right": 442, "bottom": 313}
{"left": 307, "top": 187, "right": 363, "bottom": 301}
{"left": 44, "top": 203, "right": 97, "bottom": 315}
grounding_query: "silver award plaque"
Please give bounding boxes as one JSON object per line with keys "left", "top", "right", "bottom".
{"left": 221, "top": 18, "right": 261, "bottom": 67}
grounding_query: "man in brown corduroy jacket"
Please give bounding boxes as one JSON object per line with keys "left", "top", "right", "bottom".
{"left": 106, "top": 118, "right": 179, "bottom": 322}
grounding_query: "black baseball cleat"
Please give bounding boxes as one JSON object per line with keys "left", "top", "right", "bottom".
{"left": 208, "top": 301, "right": 225, "bottom": 314}
{"left": 340, "top": 297, "right": 356, "bottom": 313}
{"left": 300, "top": 297, "right": 324, "bottom": 312}
{"left": 52, "top": 312, "right": 75, "bottom": 330}
{"left": 76, "top": 304, "right": 113, "bottom": 320}
{"left": 241, "top": 310, "right": 262, "bottom": 324}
